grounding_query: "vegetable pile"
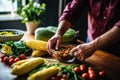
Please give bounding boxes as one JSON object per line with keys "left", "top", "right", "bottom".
{"left": 0, "top": 40, "right": 32, "bottom": 65}
{"left": 1, "top": 40, "right": 31, "bottom": 57}
{"left": 28, "top": 62, "right": 107, "bottom": 80}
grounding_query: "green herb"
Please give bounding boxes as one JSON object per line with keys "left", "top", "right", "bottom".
{"left": 17, "top": 0, "right": 46, "bottom": 23}
{"left": 4, "top": 40, "right": 32, "bottom": 57}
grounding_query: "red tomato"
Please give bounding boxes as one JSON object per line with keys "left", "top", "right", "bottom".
{"left": 3, "top": 56, "right": 8, "bottom": 63}
{"left": 79, "top": 64, "right": 86, "bottom": 72}
{"left": 60, "top": 78, "right": 66, "bottom": 80}
{"left": 9, "top": 58, "right": 15, "bottom": 65}
{"left": 88, "top": 69, "right": 95, "bottom": 74}
{"left": 14, "top": 58, "right": 20, "bottom": 62}
{"left": 8, "top": 56, "right": 14, "bottom": 60}
{"left": 99, "top": 71, "right": 106, "bottom": 77}
{"left": 62, "top": 74, "right": 67, "bottom": 78}
{"left": 51, "top": 76, "right": 58, "bottom": 80}
{"left": 82, "top": 73, "right": 89, "bottom": 79}
{"left": 89, "top": 73, "right": 96, "bottom": 80}
{"left": 88, "top": 66, "right": 93, "bottom": 70}
{"left": 74, "top": 66, "right": 80, "bottom": 73}
{"left": 20, "top": 54, "right": 26, "bottom": 59}
{"left": 0, "top": 54, "right": 6, "bottom": 60}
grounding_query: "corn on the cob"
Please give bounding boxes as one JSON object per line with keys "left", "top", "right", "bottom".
{"left": 25, "top": 40, "right": 47, "bottom": 51}
{"left": 11, "top": 59, "right": 29, "bottom": 68}
{"left": 11, "top": 57, "right": 46, "bottom": 76}
{"left": 27, "top": 66, "right": 61, "bottom": 80}
{"left": 32, "top": 49, "right": 48, "bottom": 57}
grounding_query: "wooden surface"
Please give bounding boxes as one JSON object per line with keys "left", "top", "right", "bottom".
{"left": 0, "top": 32, "right": 120, "bottom": 80}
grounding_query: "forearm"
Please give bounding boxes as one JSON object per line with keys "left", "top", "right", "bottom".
{"left": 91, "top": 26, "right": 120, "bottom": 50}
{"left": 56, "top": 20, "right": 72, "bottom": 36}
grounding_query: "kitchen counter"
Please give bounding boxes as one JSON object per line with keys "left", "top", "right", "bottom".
{"left": 0, "top": 32, "right": 120, "bottom": 80}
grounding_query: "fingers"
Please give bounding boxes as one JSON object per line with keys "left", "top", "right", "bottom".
{"left": 47, "top": 39, "right": 54, "bottom": 55}
{"left": 47, "top": 37, "right": 61, "bottom": 55}
{"left": 56, "top": 39, "right": 61, "bottom": 50}
{"left": 70, "top": 46, "right": 85, "bottom": 61}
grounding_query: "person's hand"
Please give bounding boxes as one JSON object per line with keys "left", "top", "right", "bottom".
{"left": 47, "top": 34, "right": 62, "bottom": 55}
{"left": 70, "top": 42, "right": 96, "bottom": 61}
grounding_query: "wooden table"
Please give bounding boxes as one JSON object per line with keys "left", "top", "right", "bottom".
{"left": 0, "top": 32, "right": 120, "bottom": 80}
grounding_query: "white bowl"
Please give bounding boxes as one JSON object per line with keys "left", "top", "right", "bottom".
{"left": 0, "top": 29, "right": 24, "bottom": 43}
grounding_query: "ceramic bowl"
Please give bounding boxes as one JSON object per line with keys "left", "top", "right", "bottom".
{"left": 0, "top": 29, "right": 24, "bottom": 43}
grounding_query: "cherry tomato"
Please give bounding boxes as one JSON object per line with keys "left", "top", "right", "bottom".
{"left": 0, "top": 54, "right": 6, "bottom": 60}
{"left": 62, "top": 74, "right": 67, "bottom": 78}
{"left": 88, "top": 69, "right": 95, "bottom": 74}
{"left": 82, "top": 73, "right": 89, "bottom": 79}
{"left": 20, "top": 54, "right": 26, "bottom": 59}
{"left": 89, "top": 73, "right": 96, "bottom": 80}
{"left": 74, "top": 66, "right": 80, "bottom": 73}
{"left": 99, "top": 71, "right": 106, "bottom": 77}
{"left": 51, "top": 76, "right": 58, "bottom": 80}
{"left": 9, "top": 58, "right": 15, "bottom": 65}
{"left": 14, "top": 58, "right": 20, "bottom": 62}
{"left": 60, "top": 78, "right": 66, "bottom": 80}
{"left": 88, "top": 66, "right": 93, "bottom": 70}
{"left": 3, "top": 56, "right": 9, "bottom": 63}
{"left": 79, "top": 64, "right": 86, "bottom": 72}
{"left": 8, "top": 56, "right": 14, "bottom": 60}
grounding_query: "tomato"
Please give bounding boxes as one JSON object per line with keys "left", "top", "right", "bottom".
{"left": 14, "top": 58, "right": 20, "bottom": 62}
{"left": 74, "top": 66, "right": 80, "bottom": 73}
{"left": 8, "top": 56, "right": 14, "bottom": 60}
{"left": 79, "top": 64, "right": 86, "bottom": 72}
{"left": 60, "top": 78, "right": 66, "bottom": 80}
{"left": 9, "top": 58, "right": 15, "bottom": 65}
{"left": 3, "top": 56, "right": 8, "bottom": 63}
{"left": 51, "top": 76, "right": 58, "bottom": 80}
{"left": 62, "top": 74, "right": 67, "bottom": 78}
{"left": 99, "top": 71, "right": 106, "bottom": 77}
{"left": 88, "top": 66, "right": 93, "bottom": 70}
{"left": 82, "top": 73, "right": 89, "bottom": 79}
{"left": 88, "top": 69, "right": 95, "bottom": 74}
{"left": 20, "top": 54, "right": 26, "bottom": 59}
{"left": 0, "top": 54, "right": 6, "bottom": 60}
{"left": 89, "top": 73, "right": 96, "bottom": 80}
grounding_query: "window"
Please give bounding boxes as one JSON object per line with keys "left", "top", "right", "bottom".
{"left": 0, "top": 0, "right": 26, "bottom": 14}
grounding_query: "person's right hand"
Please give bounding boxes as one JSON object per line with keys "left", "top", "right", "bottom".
{"left": 47, "top": 33, "right": 62, "bottom": 55}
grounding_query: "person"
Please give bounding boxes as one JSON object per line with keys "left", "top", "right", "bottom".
{"left": 47, "top": 0, "right": 120, "bottom": 61}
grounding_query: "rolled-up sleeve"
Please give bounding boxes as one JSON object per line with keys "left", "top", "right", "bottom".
{"left": 115, "top": 20, "right": 120, "bottom": 28}
{"left": 59, "top": 0, "right": 89, "bottom": 25}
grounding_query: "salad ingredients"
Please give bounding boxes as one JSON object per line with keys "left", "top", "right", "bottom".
{"left": 1, "top": 40, "right": 31, "bottom": 57}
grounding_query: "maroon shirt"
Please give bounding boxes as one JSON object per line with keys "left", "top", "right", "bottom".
{"left": 59, "top": 0, "right": 120, "bottom": 41}
{"left": 59, "top": 0, "right": 120, "bottom": 55}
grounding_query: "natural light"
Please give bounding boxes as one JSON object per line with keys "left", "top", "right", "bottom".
{"left": 0, "top": 0, "right": 17, "bottom": 12}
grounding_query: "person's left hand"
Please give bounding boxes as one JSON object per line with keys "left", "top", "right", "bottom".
{"left": 70, "top": 42, "right": 96, "bottom": 61}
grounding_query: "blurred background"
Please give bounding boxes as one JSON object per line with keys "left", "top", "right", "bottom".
{"left": 0, "top": 0, "right": 88, "bottom": 41}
